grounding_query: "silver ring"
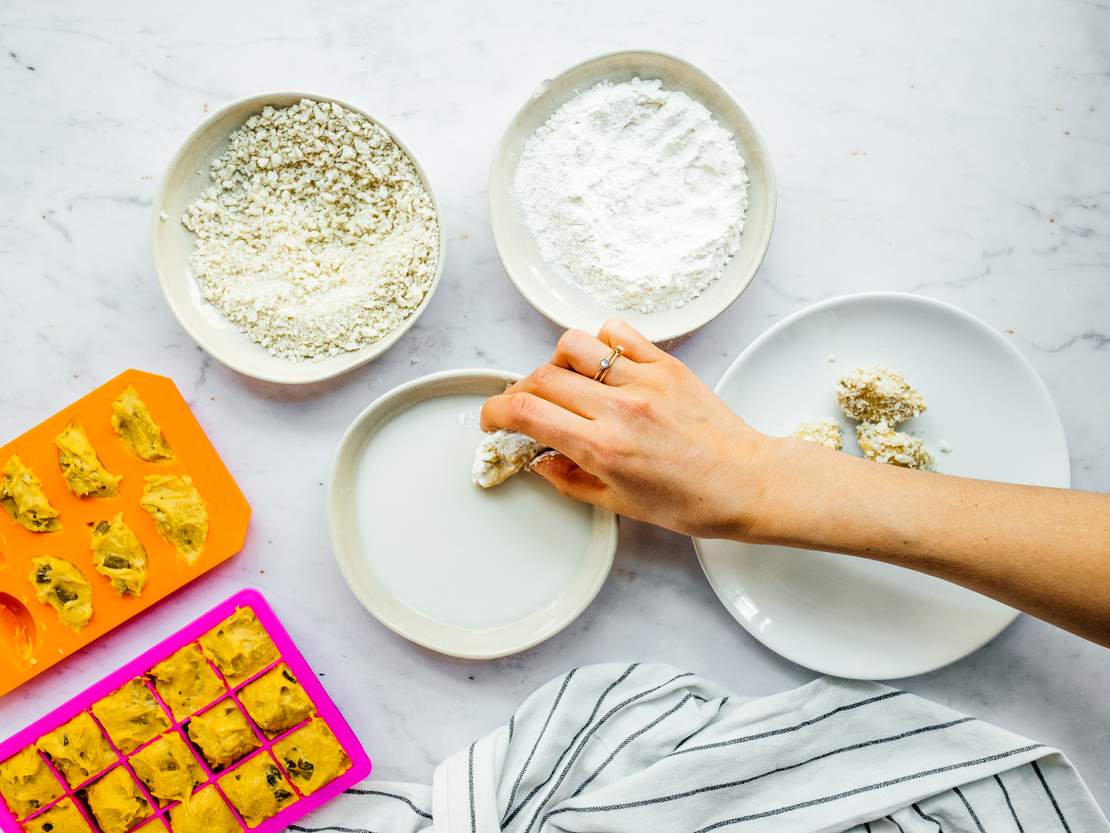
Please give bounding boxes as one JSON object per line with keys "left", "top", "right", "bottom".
{"left": 592, "top": 345, "right": 624, "bottom": 383}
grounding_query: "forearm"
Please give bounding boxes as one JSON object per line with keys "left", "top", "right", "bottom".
{"left": 744, "top": 438, "right": 1110, "bottom": 646}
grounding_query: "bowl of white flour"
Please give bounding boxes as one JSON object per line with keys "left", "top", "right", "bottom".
{"left": 153, "top": 92, "right": 445, "bottom": 384}
{"left": 490, "top": 51, "right": 776, "bottom": 342}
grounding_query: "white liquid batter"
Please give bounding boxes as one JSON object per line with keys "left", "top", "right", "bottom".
{"left": 354, "top": 394, "right": 595, "bottom": 629}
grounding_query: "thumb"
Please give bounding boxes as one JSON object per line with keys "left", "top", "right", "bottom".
{"left": 528, "top": 451, "right": 609, "bottom": 505}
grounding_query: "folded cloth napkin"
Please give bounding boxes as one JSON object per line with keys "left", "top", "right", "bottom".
{"left": 295, "top": 663, "right": 1108, "bottom": 833}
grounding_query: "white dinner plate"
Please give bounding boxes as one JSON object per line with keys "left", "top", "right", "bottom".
{"left": 489, "top": 50, "right": 776, "bottom": 342}
{"left": 152, "top": 91, "right": 446, "bottom": 385}
{"left": 693, "top": 292, "right": 1070, "bottom": 679}
{"left": 328, "top": 369, "right": 618, "bottom": 659}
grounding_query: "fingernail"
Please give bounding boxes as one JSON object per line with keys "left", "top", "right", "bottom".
{"left": 526, "top": 449, "right": 561, "bottom": 471}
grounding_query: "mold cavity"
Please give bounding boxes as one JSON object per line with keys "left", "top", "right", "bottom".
{"left": 0, "top": 593, "right": 36, "bottom": 664}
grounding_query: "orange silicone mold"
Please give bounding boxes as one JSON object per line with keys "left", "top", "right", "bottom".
{"left": 0, "top": 369, "right": 250, "bottom": 697}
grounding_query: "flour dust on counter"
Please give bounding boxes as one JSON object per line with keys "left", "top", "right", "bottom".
{"left": 354, "top": 394, "right": 593, "bottom": 629}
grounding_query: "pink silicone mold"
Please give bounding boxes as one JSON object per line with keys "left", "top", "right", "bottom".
{"left": 0, "top": 589, "right": 372, "bottom": 833}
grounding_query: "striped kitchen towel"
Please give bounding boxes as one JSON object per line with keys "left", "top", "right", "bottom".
{"left": 294, "top": 663, "right": 1108, "bottom": 833}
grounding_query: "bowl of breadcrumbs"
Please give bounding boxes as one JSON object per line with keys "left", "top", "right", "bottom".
{"left": 152, "top": 92, "right": 445, "bottom": 384}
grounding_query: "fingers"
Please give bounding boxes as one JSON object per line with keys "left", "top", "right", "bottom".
{"left": 552, "top": 329, "right": 638, "bottom": 384}
{"left": 508, "top": 364, "right": 609, "bottom": 418}
{"left": 528, "top": 452, "right": 612, "bottom": 507}
{"left": 480, "top": 391, "right": 593, "bottom": 459}
{"left": 597, "top": 318, "right": 668, "bottom": 363}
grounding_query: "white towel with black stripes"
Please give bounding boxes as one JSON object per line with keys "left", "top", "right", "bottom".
{"left": 292, "top": 663, "right": 1108, "bottom": 833}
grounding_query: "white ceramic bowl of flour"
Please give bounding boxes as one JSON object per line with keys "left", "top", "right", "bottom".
{"left": 490, "top": 51, "right": 776, "bottom": 342}
{"left": 152, "top": 91, "right": 446, "bottom": 385}
{"left": 328, "top": 369, "right": 618, "bottom": 659}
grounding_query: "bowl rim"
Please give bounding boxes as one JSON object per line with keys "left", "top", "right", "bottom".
{"left": 488, "top": 48, "right": 777, "bottom": 342}
{"left": 151, "top": 90, "right": 447, "bottom": 385}
{"left": 326, "top": 367, "right": 619, "bottom": 659}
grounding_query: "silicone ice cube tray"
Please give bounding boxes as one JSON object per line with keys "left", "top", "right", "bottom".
{"left": 0, "top": 589, "right": 372, "bottom": 833}
{"left": 0, "top": 369, "right": 251, "bottom": 697}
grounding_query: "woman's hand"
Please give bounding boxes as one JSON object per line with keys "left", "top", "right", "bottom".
{"left": 480, "top": 319, "right": 779, "bottom": 538}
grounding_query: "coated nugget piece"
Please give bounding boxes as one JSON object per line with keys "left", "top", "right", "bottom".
{"left": 835, "top": 365, "right": 926, "bottom": 425}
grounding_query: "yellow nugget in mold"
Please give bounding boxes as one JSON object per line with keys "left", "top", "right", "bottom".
{"left": 19, "top": 797, "right": 93, "bottom": 833}
{"left": 83, "top": 766, "right": 152, "bottom": 833}
{"left": 199, "top": 608, "right": 279, "bottom": 687}
{"left": 91, "top": 680, "right": 170, "bottom": 754}
{"left": 0, "top": 746, "right": 63, "bottom": 819}
{"left": 129, "top": 732, "right": 204, "bottom": 805}
{"left": 140, "top": 474, "right": 208, "bottom": 565}
{"left": 28, "top": 556, "right": 92, "bottom": 632}
{"left": 239, "top": 664, "right": 314, "bottom": 737}
{"left": 55, "top": 422, "right": 120, "bottom": 498}
{"left": 185, "top": 701, "right": 259, "bottom": 770}
{"left": 167, "top": 785, "right": 240, "bottom": 833}
{"left": 111, "top": 386, "right": 174, "bottom": 462}
{"left": 1, "top": 456, "right": 60, "bottom": 533}
{"left": 90, "top": 514, "right": 149, "bottom": 597}
{"left": 148, "top": 644, "right": 226, "bottom": 722}
{"left": 36, "top": 712, "right": 116, "bottom": 788}
{"left": 218, "top": 754, "right": 296, "bottom": 827}
{"left": 272, "top": 719, "right": 351, "bottom": 797}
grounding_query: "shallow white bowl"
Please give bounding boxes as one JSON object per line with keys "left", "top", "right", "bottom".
{"left": 489, "top": 50, "right": 776, "bottom": 342}
{"left": 328, "top": 369, "right": 618, "bottom": 659}
{"left": 152, "top": 91, "right": 446, "bottom": 385}
{"left": 694, "top": 292, "right": 1070, "bottom": 680}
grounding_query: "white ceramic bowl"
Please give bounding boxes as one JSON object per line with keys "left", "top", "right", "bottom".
{"left": 328, "top": 369, "right": 618, "bottom": 659}
{"left": 489, "top": 50, "right": 776, "bottom": 342}
{"left": 694, "top": 292, "right": 1070, "bottom": 679}
{"left": 151, "top": 92, "right": 446, "bottom": 385}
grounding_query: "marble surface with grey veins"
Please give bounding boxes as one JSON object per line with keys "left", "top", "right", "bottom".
{"left": 1, "top": 0, "right": 1108, "bottom": 813}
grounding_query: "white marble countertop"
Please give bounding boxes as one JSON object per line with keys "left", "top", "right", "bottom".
{"left": 2, "top": 0, "right": 1108, "bottom": 814}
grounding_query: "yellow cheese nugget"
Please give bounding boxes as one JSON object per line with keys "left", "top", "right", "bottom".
{"left": 198, "top": 608, "right": 279, "bottom": 687}
{"left": 90, "top": 514, "right": 149, "bottom": 597}
{"left": 1, "top": 456, "right": 60, "bottom": 532}
{"left": 28, "top": 557, "right": 92, "bottom": 632}
{"left": 55, "top": 422, "right": 121, "bottom": 498}
{"left": 140, "top": 475, "right": 208, "bottom": 565}
{"left": 83, "top": 767, "right": 151, "bottom": 833}
{"left": 218, "top": 754, "right": 296, "bottom": 827}
{"left": 129, "top": 733, "right": 204, "bottom": 805}
{"left": 36, "top": 712, "right": 116, "bottom": 788}
{"left": 0, "top": 747, "right": 62, "bottom": 819}
{"left": 20, "top": 797, "right": 93, "bottom": 833}
{"left": 91, "top": 680, "right": 170, "bottom": 754}
{"left": 185, "top": 701, "right": 259, "bottom": 769}
{"left": 238, "top": 665, "right": 314, "bottom": 737}
{"left": 111, "top": 386, "right": 174, "bottom": 462}
{"left": 167, "top": 785, "right": 239, "bottom": 833}
{"left": 271, "top": 719, "right": 350, "bottom": 797}
{"left": 148, "top": 644, "right": 226, "bottom": 721}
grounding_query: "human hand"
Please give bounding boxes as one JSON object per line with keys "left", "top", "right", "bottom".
{"left": 479, "top": 320, "right": 779, "bottom": 539}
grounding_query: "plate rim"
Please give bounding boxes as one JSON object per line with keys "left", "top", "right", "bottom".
{"left": 326, "top": 367, "right": 619, "bottom": 659}
{"left": 692, "top": 290, "right": 1071, "bottom": 679}
{"left": 488, "top": 48, "right": 777, "bottom": 342}
{"left": 151, "top": 89, "right": 447, "bottom": 385}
